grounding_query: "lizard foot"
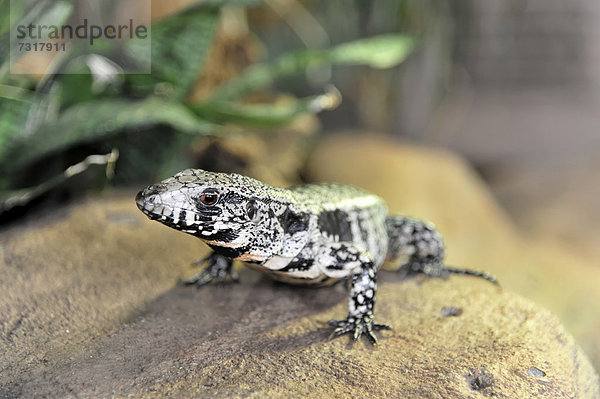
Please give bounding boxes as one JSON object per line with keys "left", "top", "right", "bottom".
{"left": 184, "top": 252, "right": 238, "bottom": 287}
{"left": 328, "top": 315, "right": 392, "bottom": 344}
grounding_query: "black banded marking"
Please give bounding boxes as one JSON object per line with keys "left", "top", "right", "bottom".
{"left": 208, "top": 244, "right": 250, "bottom": 259}
{"left": 317, "top": 210, "right": 353, "bottom": 242}
{"left": 198, "top": 228, "right": 239, "bottom": 243}
{"left": 278, "top": 258, "right": 314, "bottom": 272}
{"left": 179, "top": 210, "right": 188, "bottom": 222}
{"left": 278, "top": 208, "right": 309, "bottom": 236}
{"left": 356, "top": 211, "right": 372, "bottom": 248}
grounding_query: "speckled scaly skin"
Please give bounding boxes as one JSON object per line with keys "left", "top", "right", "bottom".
{"left": 136, "top": 169, "right": 496, "bottom": 344}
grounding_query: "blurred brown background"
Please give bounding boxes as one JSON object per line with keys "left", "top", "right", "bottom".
{"left": 436, "top": 1, "right": 600, "bottom": 262}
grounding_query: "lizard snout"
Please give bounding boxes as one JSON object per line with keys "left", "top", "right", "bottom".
{"left": 136, "top": 184, "right": 166, "bottom": 213}
{"left": 135, "top": 190, "right": 149, "bottom": 210}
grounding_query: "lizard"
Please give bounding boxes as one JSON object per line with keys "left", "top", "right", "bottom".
{"left": 136, "top": 168, "right": 497, "bottom": 344}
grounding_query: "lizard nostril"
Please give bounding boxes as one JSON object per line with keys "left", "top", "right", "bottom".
{"left": 135, "top": 191, "right": 147, "bottom": 209}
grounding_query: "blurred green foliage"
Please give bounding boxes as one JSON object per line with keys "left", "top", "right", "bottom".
{"left": 0, "top": 0, "right": 418, "bottom": 216}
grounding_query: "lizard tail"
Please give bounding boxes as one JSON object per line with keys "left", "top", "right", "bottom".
{"left": 441, "top": 265, "right": 499, "bottom": 285}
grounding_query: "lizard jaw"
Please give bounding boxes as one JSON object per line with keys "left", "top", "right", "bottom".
{"left": 135, "top": 187, "right": 197, "bottom": 232}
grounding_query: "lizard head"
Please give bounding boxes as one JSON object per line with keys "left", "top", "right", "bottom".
{"left": 136, "top": 168, "right": 284, "bottom": 259}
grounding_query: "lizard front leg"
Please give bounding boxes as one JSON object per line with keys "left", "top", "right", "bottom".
{"left": 184, "top": 252, "right": 238, "bottom": 286}
{"left": 318, "top": 243, "right": 391, "bottom": 344}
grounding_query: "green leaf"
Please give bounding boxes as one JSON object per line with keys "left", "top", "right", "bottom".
{"left": 0, "top": 0, "right": 19, "bottom": 37}
{"left": 328, "top": 34, "right": 416, "bottom": 68}
{"left": 187, "top": 0, "right": 260, "bottom": 6}
{"left": 110, "top": 127, "right": 194, "bottom": 183}
{"left": 2, "top": 96, "right": 215, "bottom": 172}
{"left": 210, "top": 34, "right": 417, "bottom": 101}
{"left": 126, "top": 4, "right": 220, "bottom": 99}
{"left": 54, "top": 73, "right": 96, "bottom": 110}
{"left": 0, "top": 96, "right": 34, "bottom": 165}
{"left": 193, "top": 86, "right": 341, "bottom": 126}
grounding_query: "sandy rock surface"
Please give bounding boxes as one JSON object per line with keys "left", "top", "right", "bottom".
{"left": 1, "top": 136, "right": 599, "bottom": 397}
{"left": 306, "top": 134, "right": 600, "bottom": 372}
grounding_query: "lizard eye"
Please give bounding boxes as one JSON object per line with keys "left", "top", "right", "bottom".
{"left": 245, "top": 200, "right": 257, "bottom": 221}
{"left": 199, "top": 192, "right": 219, "bottom": 205}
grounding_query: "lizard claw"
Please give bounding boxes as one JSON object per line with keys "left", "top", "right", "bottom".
{"left": 184, "top": 268, "right": 214, "bottom": 287}
{"left": 328, "top": 315, "right": 391, "bottom": 344}
{"left": 184, "top": 253, "right": 237, "bottom": 287}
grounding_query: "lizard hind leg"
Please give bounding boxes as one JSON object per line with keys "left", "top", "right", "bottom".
{"left": 386, "top": 216, "right": 497, "bottom": 284}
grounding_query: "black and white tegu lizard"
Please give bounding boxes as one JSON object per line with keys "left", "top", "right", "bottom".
{"left": 136, "top": 169, "right": 496, "bottom": 344}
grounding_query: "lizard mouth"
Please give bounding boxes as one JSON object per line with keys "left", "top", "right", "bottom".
{"left": 135, "top": 186, "right": 210, "bottom": 235}
{"left": 135, "top": 190, "right": 151, "bottom": 214}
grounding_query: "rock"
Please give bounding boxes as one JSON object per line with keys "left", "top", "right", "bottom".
{"left": 0, "top": 137, "right": 600, "bottom": 398}
{"left": 305, "top": 134, "right": 600, "bottom": 372}
{"left": 0, "top": 192, "right": 210, "bottom": 395}
{"left": 1, "top": 137, "right": 599, "bottom": 397}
